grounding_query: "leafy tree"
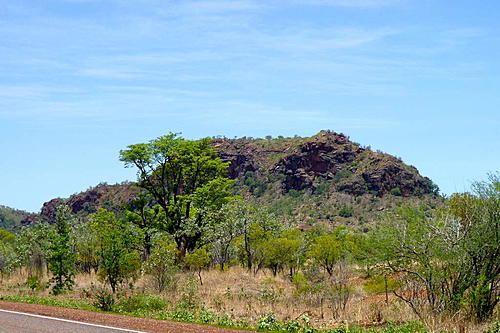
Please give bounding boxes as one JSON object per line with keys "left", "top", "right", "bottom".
{"left": 184, "top": 248, "right": 210, "bottom": 285}
{"left": 91, "top": 209, "right": 141, "bottom": 293}
{"left": 125, "top": 192, "right": 163, "bottom": 260}
{"left": 15, "top": 223, "right": 52, "bottom": 278}
{"left": 263, "top": 237, "right": 301, "bottom": 276}
{"left": 308, "top": 234, "right": 340, "bottom": 276}
{"left": 230, "top": 202, "right": 282, "bottom": 272}
{"left": 72, "top": 219, "right": 100, "bottom": 274}
{"left": 46, "top": 206, "right": 76, "bottom": 295}
{"left": 0, "top": 229, "right": 15, "bottom": 243}
{"left": 120, "top": 133, "right": 234, "bottom": 255}
{"left": 145, "top": 235, "right": 178, "bottom": 292}
{"left": 205, "top": 209, "right": 239, "bottom": 270}
{"left": 373, "top": 207, "right": 454, "bottom": 317}
{"left": 447, "top": 173, "right": 499, "bottom": 320}
{"left": 390, "top": 187, "right": 402, "bottom": 196}
{"left": 0, "top": 230, "right": 16, "bottom": 278}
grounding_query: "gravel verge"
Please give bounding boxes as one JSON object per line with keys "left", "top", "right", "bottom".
{"left": 0, "top": 300, "right": 256, "bottom": 333}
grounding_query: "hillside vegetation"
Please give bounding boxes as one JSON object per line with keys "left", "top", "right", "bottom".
{"left": 0, "top": 131, "right": 497, "bottom": 333}
{"left": 0, "top": 205, "right": 31, "bottom": 230}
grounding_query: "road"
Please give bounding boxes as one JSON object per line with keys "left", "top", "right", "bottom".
{"left": 0, "top": 309, "right": 148, "bottom": 333}
{"left": 0, "top": 301, "right": 255, "bottom": 333}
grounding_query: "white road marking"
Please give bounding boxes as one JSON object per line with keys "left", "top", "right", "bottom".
{"left": 0, "top": 308, "right": 149, "bottom": 332}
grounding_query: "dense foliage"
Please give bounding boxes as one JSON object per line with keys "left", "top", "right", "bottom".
{"left": 119, "top": 133, "right": 234, "bottom": 255}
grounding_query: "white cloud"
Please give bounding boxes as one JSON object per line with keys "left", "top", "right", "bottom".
{"left": 290, "top": 0, "right": 402, "bottom": 8}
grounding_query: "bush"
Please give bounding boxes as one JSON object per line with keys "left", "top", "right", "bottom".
{"left": 390, "top": 187, "right": 402, "bottom": 196}
{"left": 93, "top": 289, "right": 114, "bottom": 311}
{"left": 184, "top": 249, "right": 210, "bottom": 285}
{"left": 484, "top": 321, "right": 500, "bottom": 333}
{"left": 177, "top": 277, "right": 200, "bottom": 310}
{"left": 339, "top": 206, "right": 354, "bottom": 218}
{"left": 257, "top": 312, "right": 281, "bottom": 331}
{"left": 114, "top": 293, "right": 167, "bottom": 313}
{"left": 25, "top": 276, "right": 42, "bottom": 292}
{"left": 145, "top": 236, "right": 178, "bottom": 293}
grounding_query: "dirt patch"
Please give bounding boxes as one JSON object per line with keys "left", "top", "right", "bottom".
{"left": 0, "top": 300, "right": 256, "bottom": 333}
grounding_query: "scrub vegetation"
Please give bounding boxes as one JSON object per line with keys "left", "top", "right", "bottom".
{"left": 0, "top": 133, "right": 498, "bottom": 333}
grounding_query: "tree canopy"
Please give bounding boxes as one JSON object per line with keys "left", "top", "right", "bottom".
{"left": 119, "top": 133, "right": 234, "bottom": 255}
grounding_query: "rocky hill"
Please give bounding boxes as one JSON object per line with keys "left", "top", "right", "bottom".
{"left": 17, "top": 130, "right": 441, "bottom": 230}
{"left": 215, "top": 130, "right": 440, "bottom": 229}
{"left": 216, "top": 130, "right": 437, "bottom": 197}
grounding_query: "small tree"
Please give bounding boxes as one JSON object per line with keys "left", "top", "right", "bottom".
{"left": 372, "top": 173, "right": 500, "bottom": 323}
{"left": 263, "top": 237, "right": 301, "bottom": 277}
{"left": 146, "top": 235, "right": 178, "bottom": 292}
{"left": 125, "top": 192, "right": 163, "bottom": 260}
{"left": 0, "top": 229, "right": 16, "bottom": 279}
{"left": 205, "top": 202, "right": 246, "bottom": 270}
{"left": 15, "top": 223, "right": 51, "bottom": 279}
{"left": 184, "top": 248, "right": 210, "bottom": 285}
{"left": 308, "top": 234, "right": 340, "bottom": 276}
{"left": 46, "top": 206, "right": 76, "bottom": 295}
{"left": 91, "top": 209, "right": 141, "bottom": 293}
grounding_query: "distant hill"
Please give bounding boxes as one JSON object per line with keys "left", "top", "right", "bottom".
{"left": 18, "top": 130, "right": 442, "bottom": 230}
{"left": 0, "top": 205, "right": 32, "bottom": 230}
{"left": 215, "top": 130, "right": 441, "bottom": 229}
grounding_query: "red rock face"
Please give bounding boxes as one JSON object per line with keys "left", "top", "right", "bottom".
{"left": 276, "top": 138, "right": 360, "bottom": 191}
{"left": 215, "top": 131, "right": 436, "bottom": 197}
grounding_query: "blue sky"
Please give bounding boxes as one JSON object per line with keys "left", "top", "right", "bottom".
{"left": 1, "top": 0, "right": 499, "bottom": 212}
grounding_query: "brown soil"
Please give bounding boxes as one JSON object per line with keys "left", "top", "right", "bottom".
{"left": 0, "top": 300, "right": 256, "bottom": 333}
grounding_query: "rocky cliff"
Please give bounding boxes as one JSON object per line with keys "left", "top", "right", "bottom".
{"left": 216, "top": 130, "right": 437, "bottom": 197}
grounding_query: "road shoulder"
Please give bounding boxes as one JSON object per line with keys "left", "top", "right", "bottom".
{"left": 0, "top": 300, "right": 254, "bottom": 333}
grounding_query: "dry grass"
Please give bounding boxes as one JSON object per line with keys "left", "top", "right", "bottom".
{"left": 0, "top": 267, "right": 496, "bottom": 332}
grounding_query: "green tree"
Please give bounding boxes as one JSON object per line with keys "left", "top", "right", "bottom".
{"left": 145, "top": 235, "right": 178, "bottom": 293}
{"left": 125, "top": 192, "right": 163, "bottom": 260}
{"left": 447, "top": 173, "right": 499, "bottom": 321}
{"left": 308, "top": 234, "right": 340, "bottom": 276}
{"left": 230, "top": 202, "right": 282, "bottom": 272}
{"left": 0, "top": 229, "right": 16, "bottom": 277}
{"left": 263, "top": 237, "right": 301, "bottom": 276}
{"left": 91, "top": 209, "right": 141, "bottom": 293}
{"left": 184, "top": 248, "right": 211, "bottom": 285}
{"left": 46, "top": 206, "right": 76, "bottom": 295}
{"left": 0, "top": 229, "right": 15, "bottom": 244}
{"left": 373, "top": 207, "right": 454, "bottom": 318}
{"left": 119, "top": 133, "right": 234, "bottom": 255}
{"left": 72, "top": 219, "right": 100, "bottom": 274}
{"left": 15, "top": 223, "right": 51, "bottom": 278}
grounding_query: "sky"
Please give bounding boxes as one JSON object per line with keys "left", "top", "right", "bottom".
{"left": 0, "top": 0, "right": 499, "bottom": 212}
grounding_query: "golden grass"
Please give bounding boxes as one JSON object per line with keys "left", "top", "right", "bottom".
{"left": 0, "top": 267, "right": 496, "bottom": 332}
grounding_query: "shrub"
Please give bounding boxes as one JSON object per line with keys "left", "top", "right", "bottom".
{"left": 114, "top": 293, "right": 167, "bottom": 313}
{"left": 339, "top": 206, "right": 354, "bottom": 218}
{"left": 145, "top": 236, "right": 178, "bottom": 293}
{"left": 257, "top": 312, "right": 281, "bottom": 331}
{"left": 177, "top": 276, "right": 200, "bottom": 310}
{"left": 184, "top": 249, "right": 210, "bottom": 285}
{"left": 93, "top": 289, "right": 114, "bottom": 311}
{"left": 390, "top": 187, "right": 402, "bottom": 196}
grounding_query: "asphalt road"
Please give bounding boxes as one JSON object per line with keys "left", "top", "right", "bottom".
{"left": 0, "top": 309, "right": 148, "bottom": 333}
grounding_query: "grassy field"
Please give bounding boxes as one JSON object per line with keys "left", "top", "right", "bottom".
{"left": 1, "top": 267, "right": 497, "bottom": 333}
